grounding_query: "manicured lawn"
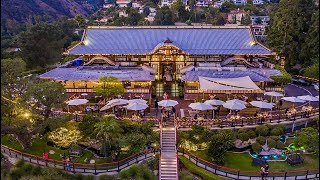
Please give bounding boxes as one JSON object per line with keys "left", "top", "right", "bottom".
{"left": 179, "top": 156, "right": 230, "bottom": 180}
{"left": 193, "top": 150, "right": 319, "bottom": 172}
{"left": 1, "top": 134, "right": 23, "bottom": 151}
{"left": 1, "top": 135, "right": 134, "bottom": 165}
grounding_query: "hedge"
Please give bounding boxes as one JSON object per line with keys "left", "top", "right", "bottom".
{"left": 178, "top": 156, "right": 229, "bottom": 180}
{"left": 270, "top": 65, "right": 292, "bottom": 84}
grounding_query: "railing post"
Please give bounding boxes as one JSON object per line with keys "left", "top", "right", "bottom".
{"left": 9, "top": 149, "right": 11, "bottom": 156}
{"left": 284, "top": 172, "right": 287, "bottom": 180}
{"left": 36, "top": 157, "right": 39, "bottom": 165}
{"left": 117, "top": 161, "right": 120, "bottom": 172}
{"left": 237, "top": 170, "right": 240, "bottom": 179}
{"left": 94, "top": 163, "right": 97, "bottom": 175}
{"left": 305, "top": 170, "right": 309, "bottom": 179}
{"left": 53, "top": 160, "right": 56, "bottom": 168}
{"left": 73, "top": 163, "right": 75, "bottom": 173}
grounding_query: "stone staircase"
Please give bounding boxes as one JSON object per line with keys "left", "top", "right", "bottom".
{"left": 159, "top": 127, "right": 178, "bottom": 180}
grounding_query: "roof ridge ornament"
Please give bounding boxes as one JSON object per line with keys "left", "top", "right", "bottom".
{"left": 164, "top": 38, "right": 172, "bottom": 43}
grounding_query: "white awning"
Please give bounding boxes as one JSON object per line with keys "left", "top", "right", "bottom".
{"left": 199, "top": 76, "right": 262, "bottom": 93}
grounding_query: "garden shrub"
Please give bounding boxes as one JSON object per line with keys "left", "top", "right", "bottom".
{"left": 84, "top": 175, "right": 95, "bottom": 180}
{"left": 99, "top": 174, "right": 117, "bottom": 180}
{"left": 238, "top": 128, "right": 247, "bottom": 134}
{"left": 270, "top": 65, "right": 292, "bottom": 84}
{"left": 247, "top": 130, "right": 256, "bottom": 139}
{"left": 146, "top": 155, "right": 159, "bottom": 171}
{"left": 252, "top": 142, "right": 262, "bottom": 153}
{"left": 180, "top": 169, "right": 193, "bottom": 180}
{"left": 267, "top": 137, "right": 276, "bottom": 148}
{"left": 256, "top": 136, "right": 266, "bottom": 145}
{"left": 238, "top": 133, "right": 249, "bottom": 142}
{"left": 276, "top": 141, "right": 286, "bottom": 149}
{"left": 271, "top": 128, "right": 283, "bottom": 136}
{"left": 119, "top": 164, "right": 156, "bottom": 180}
{"left": 269, "top": 136, "right": 280, "bottom": 141}
{"left": 255, "top": 125, "right": 269, "bottom": 136}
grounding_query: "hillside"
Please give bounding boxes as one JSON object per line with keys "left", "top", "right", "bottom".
{"left": 1, "top": 0, "right": 102, "bottom": 24}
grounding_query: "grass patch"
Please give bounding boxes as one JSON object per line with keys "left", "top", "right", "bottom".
{"left": 1, "top": 134, "right": 23, "bottom": 151}
{"left": 193, "top": 150, "right": 319, "bottom": 172}
{"left": 179, "top": 156, "right": 230, "bottom": 180}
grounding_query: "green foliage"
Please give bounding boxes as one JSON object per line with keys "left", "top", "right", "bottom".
{"left": 94, "top": 116, "right": 123, "bottom": 157}
{"left": 78, "top": 114, "right": 100, "bottom": 138}
{"left": 171, "top": 0, "right": 189, "bottom": 22}
{"left": 252, "top": 142, "right": 262, "bottom": 153}
{"left": 1, "top": 58, "right": 26, "bottom": 85}
{"left": 94, "top": 76, "right": 125, "bottom": 98}
{"left": 255, "top": 125, "right": 269, "bottom": 136}
{"left": 294, "top": 127, "right": 319, "bottom": 154}
{"left": 266, "top": 0, "right": 317, "bottom": 67}
{"left": 46, "top": 115, "right": 72, "bottom": 132}
{"left": 24, "top": 80, "right": 67, "bottom": 118}
{"left": 247, "top": 130, "right": 257, "bottom": 139}
{"left": 238, "top": 128, "right": 247, "bottom": 134}
{"left": 271, "top": 127, "right": 283, "bottom": 136}
{"left": 63, "top": 54, "right": 78, "bottom": 63}
{"left": 238, "top": 133, "right": 250, "bottom": 142}
{"left": 256, "top": 136, "right": 266, "bottom": 145}
{"left": 154, "top": 6, "right": 174, "bottom": 25}
{"left": 270, "top": 65, "right": 292, "bottom": 84}
{"left": 119, "top": 164, "right": 156, "bottom": 180}
{"left": 267, "top": 137, "right": 277, "bottom": 148}
{"left": 74, "top": 14, "right": 87, "bottom": 28}
{"left": 178, "top": 156, "right": 230, "bottom": 180}
{"left": 300, "top": 9, "right": 319, "bottom": 66}
{"left": 17, "top": 18, "right": 76, "bottom": 68}
{"left": 241, "top": 14, "right": 251, "bottom": 25}
{"left": 302, "top": 63, "right": 319, "bottom": 79}
{"left": 99, "top": 174, "right": 117, "bottom": 180}
{"left": 269, "top": 136, "right": 280, "bottom": 141}
{"left": 207, "top": 129, "right": 234, "bottom": 164}
{"left": 276, "top": 141, "right": 285, "bottom": 149}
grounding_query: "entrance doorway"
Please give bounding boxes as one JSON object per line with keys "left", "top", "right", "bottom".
{"left": 160, "top": 62, "right": 176, "bottom": 82}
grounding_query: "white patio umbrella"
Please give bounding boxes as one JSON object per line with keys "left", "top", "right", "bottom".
{"left": 264, "top": 91, "right": 284, "bottom": 103}
{"left": 124, "top": 102, "right": 148, "bottom": 111}
{"left": 297, "top": 95, "right": 319, "bottom": 102}
{"left": 158, "top": 100, "right": 179, "bottom": 107}
{"left": 250, "top": 101, "right": 274, "bottom": 109}
{"left": 223, "top": 102, "right": 246, "bottom": 110}
{"left": 264, "top": 91, "right": 284, "bottom": 97}
{"left": 107, "top": 99, "right": 129, "bottom": 106}
{"left": 226, "top": 99, "right": 247, "bottom": 105}
{"left": 128, "top": 99, "right": 148, "bottom": 104}
{"left": 316, "top": 95, "right": 319, "bottom": 99}
{"left": 281, "top": 97, "right": 306, "bottom": 103}
{"left": 66, "top": 99, "right": 88, "bottom": 106}
{"left": 189, "top": 102, "right": 214, "bottom": 110}
{"left": 100, "top": 104, "right": 114, "bottom": 111}
{"left": 81, "top": 93, "right": 88, "bottom": 96}
{"left": 204, "top": 99, "right": 225, "bottom": 106}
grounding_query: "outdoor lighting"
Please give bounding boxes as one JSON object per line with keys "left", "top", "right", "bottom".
{"left": 24, "top": 113, "right": 30, "bottom": 118}
{"left": 272, "top": 155, "right": 279, "bottom": 159}
{"left": 281, "top": 153, "right": 286, "bottom": 157}
{"left": 263, "top": 155, "right": 269, "bottom": 160}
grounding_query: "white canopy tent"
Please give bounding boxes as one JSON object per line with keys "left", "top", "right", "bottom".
{"left": 198, "top": 76, "right": 262, "bottom": 93}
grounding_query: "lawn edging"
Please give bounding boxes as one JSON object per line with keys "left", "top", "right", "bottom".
{"left": 178, "top": 156, "right": 230, "bottom": 180}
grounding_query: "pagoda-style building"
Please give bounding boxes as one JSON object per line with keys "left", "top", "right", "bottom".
{"left": 40, "top": 26, "right": 282, "bottom": 99}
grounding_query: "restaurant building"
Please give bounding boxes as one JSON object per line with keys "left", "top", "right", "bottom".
{"left": 40, "top": 26, "right": 282, "bottom": 99}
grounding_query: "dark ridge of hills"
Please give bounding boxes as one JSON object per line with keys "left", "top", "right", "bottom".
{"left": 1, "top": 0, "right": 103, "bottom": 24}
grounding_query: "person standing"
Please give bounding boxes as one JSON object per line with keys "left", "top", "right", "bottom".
{"left": 264, "top": 163, "right": 269, "bottom": 179}
{"left": 66, "top": 158, "right": 71, "bottom": 171}
{"left": 260, "top": 165, "right": 265, "bottom": 180}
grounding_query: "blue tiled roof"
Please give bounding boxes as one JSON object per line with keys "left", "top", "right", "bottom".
{"left": 68, "top": 27, "right": 272, "bottom": 55}
{"left": 40, "top": 66, "right": 155, "bottom": 81}
{"left": 181, "top": 69, "right": 281, "bottom": 82}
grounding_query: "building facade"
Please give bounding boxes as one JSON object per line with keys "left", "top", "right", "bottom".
{"left": 41, "top": 26, "right": 281, "bottom": 99}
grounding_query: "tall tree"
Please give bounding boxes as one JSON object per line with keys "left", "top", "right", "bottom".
{"left": 266, "top": 0, "right": 316, "bottom": 67}
{"left": 171, "top": 0, "right": 189, "bottom": 22}
{"left": 17, "top": 19, "right": 75, "bottom": 68}
{"left": 24, "top": 80, "right": 67, "bottom": 119}
{"left": 94, "top": 116, "right": 123, "bottom": 157}
{"left": 94, "top": 76, "right": 125, "bottom": 98}
{"left": 300, "top": 9, "right": 319, "bottom": 66}
{"left": 154, "top": 6, "right": 174, "bottom": 25}
{"left": 241, "top": 14, "right": 252, "bottom": 25}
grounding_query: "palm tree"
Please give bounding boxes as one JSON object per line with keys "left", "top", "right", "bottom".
{"left": 94, "top": 116, "right": 123, "bottom": 157}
